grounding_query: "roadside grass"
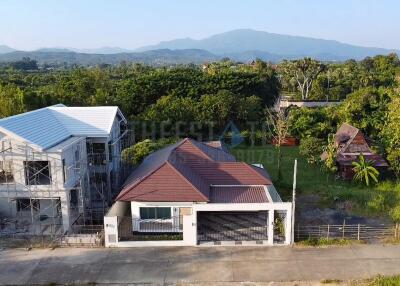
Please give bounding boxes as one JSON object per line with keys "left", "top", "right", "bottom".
{"left": 382, "top": 236, "right": 400, "bottom": 244}
{"left": 230, "top": 144, "right": 400, "bottom": 220}
{"left": 321, "top": 279, "right": 343, "bottom": 284}
{"left": 367, "top": 275, "right": 400, "bottom": 286}
{"left": 352, "top": 275, "right": 400, "bottom": 286}
{"left": 296, "top": 237, "right": 361, "bottom": 247}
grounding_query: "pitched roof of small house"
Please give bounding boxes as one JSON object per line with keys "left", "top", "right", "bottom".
{"left": 0, "top": 104, "right": 126, "bottom": 151}
{"left": 116, "top": 138, "right": 273, "bottom": 203}
{"left": 322, "top": 123, "right": 388, "bottom": 167}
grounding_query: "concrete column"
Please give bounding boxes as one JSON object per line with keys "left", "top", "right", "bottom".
{"left": 268, "top": 209, "right": 274, "bottom": 245}
{"left": 60, "top": 195, "right": 70, "bottom": 233}
{"left": 183, "top": 211, "right": 197, "bottom": 246}
{"left": 285, "top": 206, "right": 292, "bottom": 245}
{"left": 104, "top": 216, "right": 119, "bottom": 247}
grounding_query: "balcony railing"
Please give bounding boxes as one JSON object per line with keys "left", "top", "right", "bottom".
{"left": 118, "top": 216, "right": 183, "bottom": 241}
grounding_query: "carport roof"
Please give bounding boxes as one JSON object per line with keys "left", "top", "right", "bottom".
{"left": 210, "top": 186, "right": 269, "bottom": 203}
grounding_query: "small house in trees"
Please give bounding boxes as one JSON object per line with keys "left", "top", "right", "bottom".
{"left": 322, "top": 123, "right": 388, "bottom": 180}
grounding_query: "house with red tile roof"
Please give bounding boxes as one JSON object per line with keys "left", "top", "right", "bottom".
{"left": 321, "top": 123, "right": 388, "bottom": 180}
{"left": 104, "top": 138, "right": 292, "bottom": 247}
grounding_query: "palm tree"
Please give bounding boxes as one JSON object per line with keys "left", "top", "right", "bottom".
{"left": 352, "top": 154, "right": 379, "bottom": 186}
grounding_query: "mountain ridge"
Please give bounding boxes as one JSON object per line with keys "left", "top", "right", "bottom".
{"left": 0, "top": 29, "right": 399, "bottom": 65}
{"left": 136, "top": 29, "right": 399, "bottom": 60}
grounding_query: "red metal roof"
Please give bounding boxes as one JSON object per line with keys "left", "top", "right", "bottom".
{"left": 117, "top": 162, "right": 209, "bottom": 202}
{"left": 116, "top": 138, "right": 273, "bottom": 202}
{"left": 210, "top": 186, "right": 269, "bottom": 203}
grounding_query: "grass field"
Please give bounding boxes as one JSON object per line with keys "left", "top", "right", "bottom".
{"left": 230, "top": 144, "right": 399, "bottom": 220}
{"left": 230, "top": 144, "right": 364, "bottom": 199}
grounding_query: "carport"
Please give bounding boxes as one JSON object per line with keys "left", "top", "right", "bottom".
{"left": 188, "top": 202, "right": 292, "bottom": 246}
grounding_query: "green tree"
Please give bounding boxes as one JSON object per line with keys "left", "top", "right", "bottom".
{"left": 322, "top": 134, "right": 338, "bottom": 175}
{"left": 0, "top": 83, "right": 25, "bottom": 118}
{"left": 387, "top": 149, "right": 400, "bottom": 180}
{"left": 352, "top": 154, "right": 380, "bottom": 186}
{"left": 121, "top": 138, "right": 178, "bottom": 166}
{"left": 266, "top": 109, "right": 290, "bottom": 180}
{"left": 121, "top": 139, "right": 159, "bottom": 166}
{"left": 279, "top": 58, "right": 325, "bottom": 100}
{"left": 299, "top": 137, "right": 325, "bottom": 164}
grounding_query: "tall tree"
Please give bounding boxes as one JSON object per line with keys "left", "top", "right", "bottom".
{"left": 279, "top": 58, "right": 326, "bottom": 100}
{"left": 266, "top": 109, "right": 290, "bottom": 180}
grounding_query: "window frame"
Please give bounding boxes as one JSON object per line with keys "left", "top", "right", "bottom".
{"left": 139, "top": 207, "right": 172, "bottom": 220}
{"left": 24, "top": 160, "right": 52, "bottom": 186}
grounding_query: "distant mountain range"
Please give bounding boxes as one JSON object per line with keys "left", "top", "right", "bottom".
{"left": 0, "top": 29, "right": 398, "bottom": 65}
{"left": 0, "top": 45, "right": 16, "bottom": 54}
{"left": 136, "top": 29, "right": 399, "bottom": 60}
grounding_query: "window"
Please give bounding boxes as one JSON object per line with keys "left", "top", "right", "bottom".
{"left": 140, "top": 207, "right": 171, "bottom": 219}
{"left": 17, "top": 198, "right": 39, "bottom": 211}
{"left": 108, "top": 142, "right": 113, "bottom": 161}
{"left": 70, "top": 189, "right": 78, "bottom": 207}
{"left": 62, "top": 159, "right": 67, "bottom": 183}
{"left": 0, "top": 160, "right": 14, "bottom": 183}
{"left": 24, "top": 161, "right": 51, "bottom": 185}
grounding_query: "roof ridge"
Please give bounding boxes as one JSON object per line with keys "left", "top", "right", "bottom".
{"left": 166, "top": 161, "right": 209, "bottom": 202}
{"left": 201, "top": 141, "right": 231, "bottom": 155}
{"left": 185, "top": 138, "right": 214, "bottom": 160}
{"left": 47, "top": 108, "right": 73, "bottom": 135}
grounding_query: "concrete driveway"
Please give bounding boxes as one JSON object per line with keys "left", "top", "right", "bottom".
{"left": 0, "top": 244, "right": 400, "bottom": 285}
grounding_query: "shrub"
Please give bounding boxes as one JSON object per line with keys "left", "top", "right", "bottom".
{"left": 299, "top": 137, "right": 325, "bottom": 164}
{"left": 390, "top": 205, "right": 400, "bottom": 222}
{"left": 352, "top": 154, "right": 380, "bottom": 186}
{"left": 387, "top": 149, "right": 400, "bottom": 179}
{"left": 121, "top": 137, "right": 179, "bottom": 166}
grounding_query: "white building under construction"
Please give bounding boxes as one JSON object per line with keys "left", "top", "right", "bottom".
{"left": 0, "top": 104, "right": 127, "bottom": 234}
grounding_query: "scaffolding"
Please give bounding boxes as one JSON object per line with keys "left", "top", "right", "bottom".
{"left": 0, "top": 127, "right": 132, "bottom": 240}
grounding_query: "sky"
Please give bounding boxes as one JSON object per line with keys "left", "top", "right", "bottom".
{"left": 0, "top": 0, "right": 399, "bottom": 51}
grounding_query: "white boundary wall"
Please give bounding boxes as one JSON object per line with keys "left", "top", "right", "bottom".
{"left": 104, "top": 201, "right": 292, "bottom": 247}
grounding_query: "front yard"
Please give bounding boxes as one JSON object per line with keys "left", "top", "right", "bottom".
{"left": 230, "top": 145, "right": 400, "bottom": 225}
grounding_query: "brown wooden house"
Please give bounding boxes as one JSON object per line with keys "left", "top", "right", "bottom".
{"left": 322, "top": 123, "right": 388, "bottom": 180}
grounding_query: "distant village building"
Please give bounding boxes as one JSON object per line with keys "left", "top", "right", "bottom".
{"left": 322, "top": 123, "right": 388, "bottom": 180}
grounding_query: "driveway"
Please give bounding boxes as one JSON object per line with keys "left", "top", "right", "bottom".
{"left": 0, "top": 244, "right": 400, "bottom": 285}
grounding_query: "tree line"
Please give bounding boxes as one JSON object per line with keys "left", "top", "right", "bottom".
{"left": 0, "top": 55, "right": 399, "bottom": 176}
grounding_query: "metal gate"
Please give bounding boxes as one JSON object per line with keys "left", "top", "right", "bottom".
{"left": 197, "top": 211, "right": 269, "bottom": 242}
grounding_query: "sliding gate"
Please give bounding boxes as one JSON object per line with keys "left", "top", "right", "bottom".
{"left": 197, "top": 211, "right": 269, "bottom": 242}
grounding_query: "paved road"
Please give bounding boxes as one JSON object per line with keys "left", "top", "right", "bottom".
{"left": 0, "top": 244, "right": 400, "bottom": 285}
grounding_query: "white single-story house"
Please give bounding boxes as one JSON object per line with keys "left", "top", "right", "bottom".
{"left": 105, "top": 138, "right": 292, "bottom": 247}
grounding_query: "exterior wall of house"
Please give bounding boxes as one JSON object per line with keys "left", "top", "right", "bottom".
{"left": 0, "top": 135, "right": 87, "bottom": 231}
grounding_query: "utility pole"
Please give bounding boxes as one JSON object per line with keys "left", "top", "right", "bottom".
{"left": 291, "top": 159, "right": 297, "bottom": 245}
{"left": 327, "top": 70, "right": 330, "bottom": 102}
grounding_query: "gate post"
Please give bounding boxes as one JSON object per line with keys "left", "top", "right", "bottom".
{"left": 268, "top": 210, "right": 274, "bottom": 245}
{"left": 183, "top": 210, "right": 197, "bottom": 246}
